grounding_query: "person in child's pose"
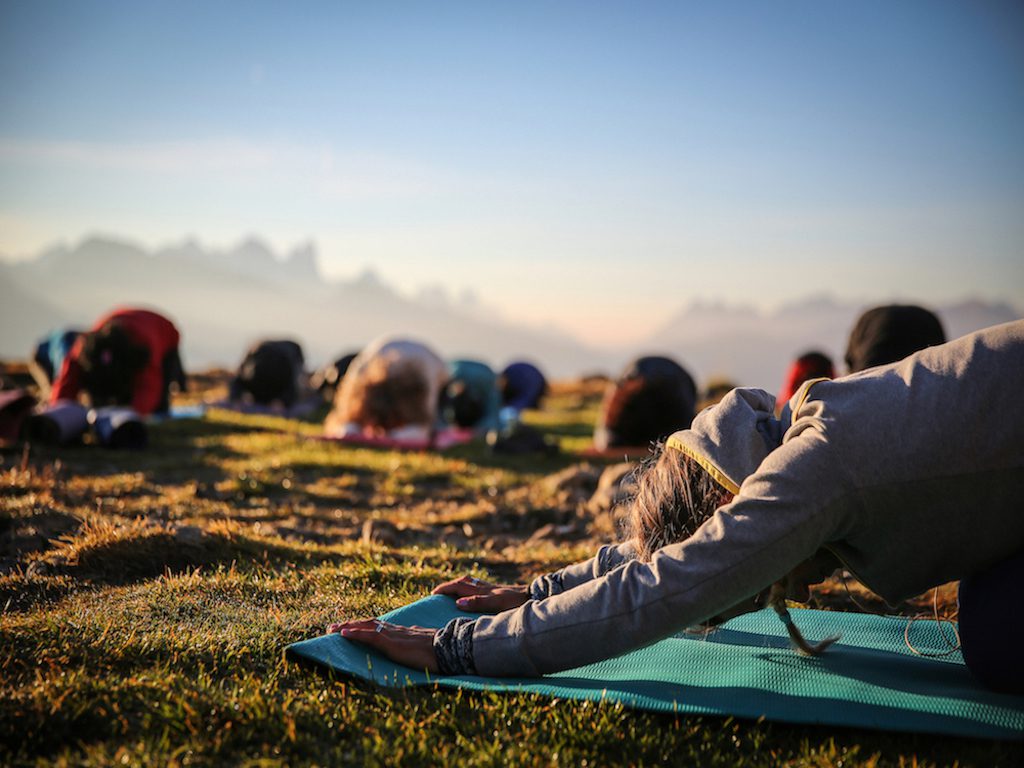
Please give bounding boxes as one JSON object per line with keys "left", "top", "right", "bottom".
{"left": 499, "top": 361, "right": 547, "bottom": 412}
{"left": 844, "top": 304, "right": 945, "bottom": 373}
{"left": 50, "top": 307, "right": 185, "bottom": 416}
{"left": 229, "top": 339, "right": 308, "bottom": 408}
{"left": 332, "top": 321, "right": 1024, "bottom": 693}
{"left": 440, "top": 359, "right": 502, "bottom": 433}
{"left": 593, "top": 355, "right": 697, "bottom": 450}
{"left": 324, "top": 337, "right": 448, "bottom": 442}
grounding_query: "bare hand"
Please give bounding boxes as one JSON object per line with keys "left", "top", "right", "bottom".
{"left": 326, "top": 619, "right": 439, "bottom": 672}
{"left": 432, "top": 574, "right": 530, "bottom": 613}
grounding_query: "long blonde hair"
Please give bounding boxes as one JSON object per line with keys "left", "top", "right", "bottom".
{"left": 328, "top": 357, "right": 431, "bottom": 433}
{"left": 625, "top": 443, "right": 838, "bottom": 655}
{"left": 626, "top": 445, "right": 734, "bottom": 562}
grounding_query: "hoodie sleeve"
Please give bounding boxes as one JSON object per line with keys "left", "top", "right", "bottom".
{"left": 471, "top": 431, "right": 848, "bottom": 677}
{"left": 528, "top": 542, "right": 637, "bottom": 600}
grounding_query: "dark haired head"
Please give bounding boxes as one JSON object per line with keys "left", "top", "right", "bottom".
{"left": 845, "top": 305, "right": 946, "bottom": 373}
{"left": 599, "top": 356, "right": 697, "bottom": 448}
{"left": 440, "top": 380, "right": 485, "bottom": 428}
{"left": 78, "top": 323, "right": 149, "bottom": 406}
{"left": 233, "top": 344, "right": 297, "bottom": 406}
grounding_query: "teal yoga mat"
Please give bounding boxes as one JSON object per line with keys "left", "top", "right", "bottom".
{"left": 287, "top": 596, "right": 1024, "bottom": 740}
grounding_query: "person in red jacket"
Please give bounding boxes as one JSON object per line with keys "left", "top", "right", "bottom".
{"left": 776, "top": 350, "right": 835, "bottom": 411}
{"left": 50, "top": 308, "right": 186, "bottom": 415}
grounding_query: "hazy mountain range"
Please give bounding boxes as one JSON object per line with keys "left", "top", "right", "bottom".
{"left": 2, "top": 236, "right": 1020, "bottom": 390}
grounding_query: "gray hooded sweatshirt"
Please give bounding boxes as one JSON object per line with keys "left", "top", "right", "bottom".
{"left": 436, "top": 320, "right": 1024, "bottom": 678}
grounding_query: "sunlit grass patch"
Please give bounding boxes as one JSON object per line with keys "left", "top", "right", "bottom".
{"left": 0, "top": 374, "right": 1018, "bottom": 767}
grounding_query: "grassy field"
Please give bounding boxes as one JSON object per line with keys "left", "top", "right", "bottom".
{"left": 1, "top": 374, "right": 1019, "bottom": 767}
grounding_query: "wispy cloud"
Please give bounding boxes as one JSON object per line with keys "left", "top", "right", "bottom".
{"left": 0, "top": 138, "right": 277, "bottom": 174}
{"left": 0, "top": 138, "right": 461, "bottom": 201}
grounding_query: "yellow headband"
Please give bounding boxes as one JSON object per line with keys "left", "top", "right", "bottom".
{"left": 665, "top": 433, "right": 741, "bottom": 495}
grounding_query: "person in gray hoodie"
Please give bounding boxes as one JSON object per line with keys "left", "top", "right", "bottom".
{"left": 331, "top": 321, "right": 1024, "bottom": 692}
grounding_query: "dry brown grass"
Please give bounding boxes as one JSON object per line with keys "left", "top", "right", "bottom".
{"left": 0, "top": 370, "right": 1017, "bottom": 767}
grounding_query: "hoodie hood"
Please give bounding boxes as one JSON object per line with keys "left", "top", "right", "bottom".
{"left": 666, "top": 387, "right": 785, "bottom": 494}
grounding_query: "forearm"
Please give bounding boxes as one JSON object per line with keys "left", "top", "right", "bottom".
{"left": 433, "top": 617, "right": 477, "bottom": 675}
{"left": 475, "top": 546, "right": 775, "bottom": 676}
{"left": 528, "top": 541, "right": 637, "bottom": 599}
{"left": 475, "top": 486, "right": 839, "bottom": 676}
{"left": 441, "top": 436, "right": 846, "bottom": 678}
{"left": 433, "top": 542, "right": 635, "bottom": 675}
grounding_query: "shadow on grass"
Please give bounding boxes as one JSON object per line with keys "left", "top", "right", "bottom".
{"left": 49, "top": 529, "right": 352, "bottom": 586}
{"left": 439, "top": 443, "right": 590, "bottom": 474}
{"left": 0, "top": 575, "right": 92, "bottom": 614}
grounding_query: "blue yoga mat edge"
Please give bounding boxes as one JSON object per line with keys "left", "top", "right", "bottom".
{"left": 287, "top": 596, "right": 1024, "bottom": 741}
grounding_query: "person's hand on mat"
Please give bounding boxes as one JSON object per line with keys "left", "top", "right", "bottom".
{"left": 326, "top": 619, "right": 439, "bottom": 672}
{"left": 432, "top": 574, "right": 530, "bottom": 613}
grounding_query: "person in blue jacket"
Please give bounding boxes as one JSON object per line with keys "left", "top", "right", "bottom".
{"left": 29, "top": 329, "right": 83, "bottom": 393}
{"left": 499, "top": 361, "right": 547, "bottom": 412}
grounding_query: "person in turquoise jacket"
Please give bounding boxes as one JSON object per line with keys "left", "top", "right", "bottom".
{"left": 440, "top": 359, "right": 502, "bottom": 433}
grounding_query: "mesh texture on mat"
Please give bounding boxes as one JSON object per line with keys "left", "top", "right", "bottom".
{"left": 286, "top": 595, "right": 1024, "bottom": 739}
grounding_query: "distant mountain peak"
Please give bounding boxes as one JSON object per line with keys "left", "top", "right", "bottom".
{"left": 227, "top": 237, "right": 275, "bottom": 265}
{"left": 4, "top": 233, "right": 1019, "bottom": 384}
{"left": 285, "top": 242, "right": 320, "bottom": 280}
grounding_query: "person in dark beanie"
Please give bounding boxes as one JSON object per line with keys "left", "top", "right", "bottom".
{"left": 594, "top": 355, "right": 697, "bottom": 450}
{"left": 229, "top": 339, "right": 307, "bottom": 408}
{"left": 311, "top": 352, "right": 359, "bottom": 400}
{"left": 845, "top": 305, "right": 946, "bottom": 373}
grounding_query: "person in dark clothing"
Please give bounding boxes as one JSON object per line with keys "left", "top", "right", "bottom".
{"left": 845, "top": 305, "right": 946, "bottom": 373}
{"left": 229, "top": 339, "right": 307, "bottom": 408}
{"left": 311, "top": 352, "right": 359, "bottom": 400}
{"left": 51, "top": 307, "right": 185, "bottom": 416}
{"left": 594, "top": 355, "right": 697, "bottom": 450}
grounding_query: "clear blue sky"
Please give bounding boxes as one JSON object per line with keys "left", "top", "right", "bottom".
{"left": 2, "top": 1, "right": 1022, "bottom": 344}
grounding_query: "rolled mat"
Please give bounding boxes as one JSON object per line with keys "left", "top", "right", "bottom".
{"left": 286, "top": 595, "right": 1024, "bottom": 740}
